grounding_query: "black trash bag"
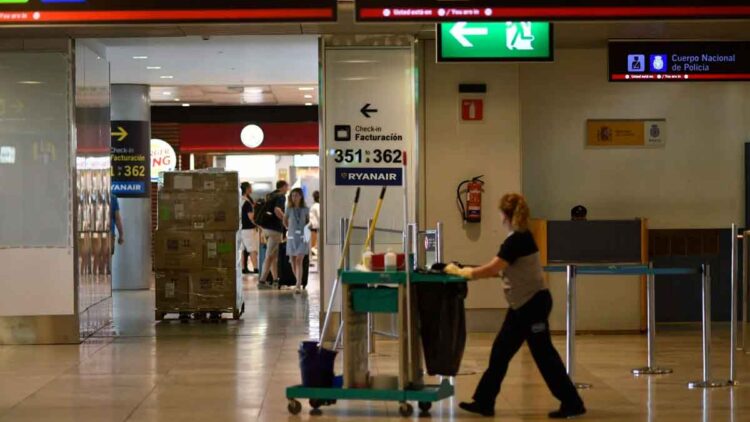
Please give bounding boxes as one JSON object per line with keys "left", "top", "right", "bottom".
{"left": 299, "top": 341, "right": 338, "bottom": 388}
{"left": 416, "top": 282, "right": 468, "bottom": 376}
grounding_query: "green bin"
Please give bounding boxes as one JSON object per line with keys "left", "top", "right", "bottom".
{"left": 351, "top": 287, "right": 398, "bottom": 314}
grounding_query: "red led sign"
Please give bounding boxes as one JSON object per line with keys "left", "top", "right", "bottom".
{"left": 0, "top": 1, "right": 337, "bottom": 25}
{"left": 356, "top": 1, "right": 750, "bottom": 22}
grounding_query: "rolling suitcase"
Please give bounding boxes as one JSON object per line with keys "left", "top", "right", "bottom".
{"left": 277, "top": 241, "right": 310, "bottom": 288}
{"left": 259, "top": 243, "right": 268, "bottom": 281}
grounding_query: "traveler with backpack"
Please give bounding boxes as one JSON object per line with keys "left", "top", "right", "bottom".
{"left": 256, "top": 181, "right": 290, "bottom": 285}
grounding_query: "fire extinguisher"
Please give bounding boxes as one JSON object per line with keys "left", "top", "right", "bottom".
{"left": 457, "top": 175, "right": 485, "bottom": 223}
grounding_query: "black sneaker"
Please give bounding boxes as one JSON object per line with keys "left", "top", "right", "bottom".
{"left": 549, "top": 404, "right": 586, "bottom": 419}
{"left": 459, "top": 402, "right": 494, "bottom": 417}
{"left": 242, "top": 269, "right": 251, "bottom": 275}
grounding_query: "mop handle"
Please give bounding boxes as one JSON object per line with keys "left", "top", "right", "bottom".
{"left": 402, "top": 151, "right": 414, "bottom": 387}
{"left": 360, "top": 187, "right": 388, "bottom": 264}
{"left": 319, "top": 187, "right": 360, "bottom": 348}
{"left": 336, "top": 188, "right": 361, "bottom": 271}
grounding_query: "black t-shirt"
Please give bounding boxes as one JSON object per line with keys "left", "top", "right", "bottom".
{"left": 241, "top": 198, "right": 256, "bottom": 230}
{"left": 497, "top": 230, "right": 539, "bottom": 264}
{"left": 274, "top": 192, "right": 286, "bottom": 212}
{"left": 263, "top": 191, "right": 287, "bottom": 233}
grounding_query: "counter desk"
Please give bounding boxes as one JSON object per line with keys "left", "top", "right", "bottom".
{"left": 532, "top": 218, "right": 648, "bottom": 332}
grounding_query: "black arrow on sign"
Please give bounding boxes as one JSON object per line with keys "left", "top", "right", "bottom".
{"left": 360, "top": 103, "right": 378, "bottom": 118}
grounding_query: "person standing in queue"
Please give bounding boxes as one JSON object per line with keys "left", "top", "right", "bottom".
{"left": 240, "top": 182, "right": 259, "bottom": 275}
{"left": 111, "top": 193, "right": 124, "bottom": 255}
{"left": 284, "top": 188, "right": 309, "bottom": 294}
{"left": 446, "top": 193, "right": 586, "bottom": 419}
{"left": 571, "top": 205, "right": 588, "bottom": 221}
{"left": 259, "top": 181, "right": 289, "bottom": 285}
{"left": 309, "top": 191, "right": 320, "bottom": 257}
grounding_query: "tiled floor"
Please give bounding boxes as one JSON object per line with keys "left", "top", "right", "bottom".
{"left": 0, "top": 269, "right": 748, "bottom": 421}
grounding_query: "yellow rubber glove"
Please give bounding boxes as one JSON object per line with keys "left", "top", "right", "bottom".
{"left": 445, "top": 263, "right": 474, "bottom": 280}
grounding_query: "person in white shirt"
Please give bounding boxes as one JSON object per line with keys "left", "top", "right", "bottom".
{"left": 309, "top": 190, "right": 320, "bottom": 256}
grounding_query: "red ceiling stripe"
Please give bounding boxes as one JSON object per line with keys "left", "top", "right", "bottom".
{"left": 0, "top": 8, "right": 334, "bottom": 23}
{"left": 612, "top": 73, "right": 750, "bottom": 81}
{"left": 179, "top": 122, "right": 319, "bottom": 153}
{"left": 359, "top": 6, "right": 750, "bottom": 19}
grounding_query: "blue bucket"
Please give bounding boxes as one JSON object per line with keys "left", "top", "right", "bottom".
{"left": 299, "top": 341, "right": 338, "bottom": 388}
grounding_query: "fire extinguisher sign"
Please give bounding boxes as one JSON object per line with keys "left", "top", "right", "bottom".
{"left": 461, "top": 98, "right": 484, "bottom": 122}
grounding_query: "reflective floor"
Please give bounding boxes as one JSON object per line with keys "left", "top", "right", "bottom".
{"left": 0, "top": 268, "right": 748, "bottom": 421}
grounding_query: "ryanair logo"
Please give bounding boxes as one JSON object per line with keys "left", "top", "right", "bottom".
{"left": 112, "top": 181, "right": 147, "bottom": 196}
{"left": 335, "top": 168, "right": 403, "bottom": 186}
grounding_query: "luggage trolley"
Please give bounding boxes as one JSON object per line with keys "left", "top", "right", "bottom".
{"left": 285, "top": 269, "right": 465, "bottom": 417}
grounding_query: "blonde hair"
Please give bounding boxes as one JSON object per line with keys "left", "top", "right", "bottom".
{"left": 500, "top": 193, "right": 530, "bottom": 231}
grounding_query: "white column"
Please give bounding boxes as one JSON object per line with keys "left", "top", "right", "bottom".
{"left": 111, "top": 84, "right": 152, "bottom": 290}
{"left": 320, "top": 42, "right": 418, "bottom": 313}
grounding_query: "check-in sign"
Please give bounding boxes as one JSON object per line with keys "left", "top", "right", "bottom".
{"left": 438, "top": 21, "right": 552, "bottom": 62}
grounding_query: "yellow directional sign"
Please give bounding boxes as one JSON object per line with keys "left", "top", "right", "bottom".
{"left": 111, "top": 126, "right": 128, "bottom": 142}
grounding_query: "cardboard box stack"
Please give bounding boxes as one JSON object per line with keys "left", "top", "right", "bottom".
{"left": 154, "top": 171, "right": 242, "bottom": 316}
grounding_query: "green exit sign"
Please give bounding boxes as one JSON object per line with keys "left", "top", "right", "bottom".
{"left": 438, "top": 22, "right": 553, "bottom": 62}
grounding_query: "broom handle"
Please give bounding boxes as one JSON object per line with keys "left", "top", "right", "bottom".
{"left": 361, "top": 187, "right": 388, "bottom": 265}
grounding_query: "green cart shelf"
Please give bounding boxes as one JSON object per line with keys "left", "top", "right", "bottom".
{"left": 340, "top": 270, "right": 466, "bottom": 285}
{"left": 285, "top": 379, "right": 455, "bottom": 417}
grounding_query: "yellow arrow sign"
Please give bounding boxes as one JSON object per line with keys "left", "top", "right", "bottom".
{"left": 111, "top": 126, "right": 128, "bottom": 142}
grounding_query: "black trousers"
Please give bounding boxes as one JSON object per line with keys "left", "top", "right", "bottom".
{"left": 473, "top": 289, "right": 583, "bottom": 408}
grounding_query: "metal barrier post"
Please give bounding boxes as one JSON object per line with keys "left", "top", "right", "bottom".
{"left": 566, "top": 265, "right": 592, "bottom": 389}
{"left": 633, "top": 262, "right": 673, "bottom": 375}
{"left": 729, "top": 224, "right": 739, "bottom": 385}
{"left": 335, "top": 218, "right": 350, "bottom": 351}
{"left": 341, "top": 218, "right": 350, "bottom": 270}
{"left": 435, "top": 222, "right": 444, "bottom": 264}
{"left": 408, "top": 223, "right": 419, "bottom": 270}
{"left": 367, "top": 219, "right": 375, "bottom": 354}
{"left": 744, "top": 231, "right": 750, "bottom": 353}
{"left": 688, "top": 264, "right": 727, "bottom": 389}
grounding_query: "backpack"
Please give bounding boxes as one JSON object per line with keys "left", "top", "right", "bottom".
{"left": 254, "top": 192, "right": 281, "bottom": 229}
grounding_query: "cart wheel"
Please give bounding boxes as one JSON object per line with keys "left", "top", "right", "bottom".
{"left": 418, "top": 401, "right": 432, "bottom": 413}
{"left": 155, "top": 311, "right": 165, "bottom": 321}
{"left": 309, "top": 399, "right": 324, "bottom": 410}
{"left": 399, "top": 402, "right": 414, "bottom": 417}
{"left": 287, "top": 399, "right": 302, "bottom": 415}
{"left": 179, "top": 312, "right": 191, "bottom": 323}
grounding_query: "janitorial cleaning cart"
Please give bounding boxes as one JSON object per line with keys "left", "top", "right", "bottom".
{"left": 286, "top": 270, "right": 465, "bottom": 416}
{"left": 285, "top": 185, "right": 468, "bottom": 417}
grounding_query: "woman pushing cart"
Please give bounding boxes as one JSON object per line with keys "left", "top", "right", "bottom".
{"left": 446, "top": 193, "right": 586, "bottom": 419}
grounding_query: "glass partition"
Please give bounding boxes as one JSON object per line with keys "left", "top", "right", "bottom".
{"left": 0, "top": 52, "right": 71, "bottom": 248}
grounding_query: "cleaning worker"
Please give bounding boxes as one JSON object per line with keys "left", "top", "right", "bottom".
{"left": 446, "top": 193, "right": 586, "bottom": 419}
